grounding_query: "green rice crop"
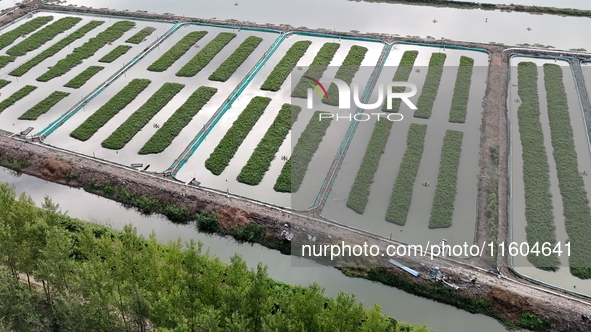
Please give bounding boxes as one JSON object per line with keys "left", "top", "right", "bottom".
{"left": 205, "top": 96, "right": 271, "bottom": 175}
{"left": 382, "top": 50, "right": 419, "bottom": 112}
{"left": 102, "top": 82, "right": 185, "bottom": 150}
{"left": 237, "top": 104, "right": 301, "bottom": 185}
{"left": 139, "top": 86, "right": 217, "bottom": 154}
{"left": 63, "top": 66, "right": 104, "bottom": 89}
{"left": 98, "top": 45, "right": 132, "bottom": 63}
{"left": 543, "top": 63, "right": 591, "bottom": 277}
{"left": 125, "top": 27, "right": 156, "bottom": 44}
{"left": 274, "top": 111, "right": 332, "bottom": 193}
{"left": 260, "top": 41, "right": 312, "bottom": 91}
{"left": 291, "top": 43, "right": 340, "bottom": 98}
{"left": 18, "top": 91, "right": 70, "bottom": 120}
{"left": 0, "top": 56, "right": 16, "bottom": 69}
{"left": 0, "top": 16, "right": 53, "bottom": 50}
{"left": 36, "top": 21, "right": 135, "bottom": 82}
{"left": 323, "top": 45, "right": 368, "bottom": 106}
{"left": 0, "top": 80, "right": 10, "bottom": 90}
{"left": 413, "top": 53, "right": 446, "bottom": 119}
{"left": 176, "top": 32, "right": 236, "bottom": 77}
{"left": 385, "top": 123, "right": 427, "bottom": 225}
{"left": 70, "top": 79, "right": 151, "bottom": 141}
{"left": 209, "top": 36, "right": 263, "bottom": 82}
{"left": 448, "top": 56, "right": 474, "bottom": 123}
{"left": 6, "top": 17, "right": 81, "bottom": 56}
{"left": 147, "top": 31, "right": 208, "bottom": 72}
{"left": 10, "top": 21, "right": 104, "bottom": 77}
{"left": 346, "top": 120, "right": 393, "bottom": 214}
{"left": 428, "top": 130, "right": 463, "bottom": 228}
{"left": 0, "top": 85, "right": 36, "bottom": 114}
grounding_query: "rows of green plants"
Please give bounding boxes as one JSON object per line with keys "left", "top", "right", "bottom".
{"left": 63, "top": 66, "right": 104, "bottom": 89}
{"left": 428, "top": 130, "right": 463, "bottom": 228}
{"left": 413, "top": 52, "right": 446, "bottom": 119}
{"left": 205, "top": 96, "right": 271, "bottom": 175}
{"left": 36, "top": 21, "right": 135, "bottom": 82}
{"left": 323, "top": 45, "right": 368, "bottom": 106}
{"left": 237, "top": 103, "right": 301, "bottom": 185}
{"left": 18, "top": 91, "right": 70, "bottom": 120}
{"left": 385, "top": 123, "right": 427, "bottom": 225}
{"left": 0, "top": 16, "right": 53, "bottom": 50}
{"left": 102, "top": 82, "right": 185, "bottom": 150}
{"left": 382, "top": 50, "right": 419, "bottom": 112}
{"left": 516, "top": 62, "right": 559, "bottom": 271}
{"left": 147, "top": 31, "right": 208, "bottom": 72}
{"left": 176, "top": 32, "right": 236, "bottom": 77}
{"left": 346, "top": 120, "right": 393, "bottom": 214}
{"left": 0, "top": 80, "right": 10, "bottom": 89}
{"left": 448, "top": 56, "right": 474, "bottom": 123}
{"left": 0, "top": 85, "right": 36, "bottom": 114}
{"left": 0, "top": 56, "right": 15, "bottom": 69}
{"left": 543, "top": 63, "right": 591, "bottom": 278}
{"left": 274, "top": 111, "right": 332, "bottom": 193}
{"left": 70, "top": 79, "right": 151, "bottom": 141}
{"left": 209, "top": 36, "right": 263, "bottom": 82}
{"left": 291, "top": 43, "right": 340, "bottom": 98}
{"left": 260, "top": 40, "right": 312, "bottom": 91}
{"left": 10, "top": 21, "right": 105, "bottom": 77}
{"left": 98, "top": 45, "right": 132, "bottom": 63}
{"left": 139, "top": 86, "right": 218, "bottom": 154}
{"left": 125, "top": 26, "right": 156, "bottom": 44}
{"left": 6, "top": 17, "right": 81, "bottom": 56}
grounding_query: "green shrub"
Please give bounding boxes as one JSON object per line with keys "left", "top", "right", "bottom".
{"left": 274, "top": 111, "right": 332, "bottom": 193}
{"left": 147, "top": 31, "right": 208, "bottom": 72}
{"left": 0, "top": 80, "right": 10, "bottom": 90}
{"left": 125, "top": 26, "right": 156, "bottom": 44}
{"left": 237, "top": 104, "right": 301, "bottom": 185}
{"left": 448, "top": 56, "right": 474, "bottom": 123}
{"left": 383, "top": 50, "right": 419, "bottom": 112}
{"left": 63, "top": 66, "right": 104, "bottom": 89}
{"left": 10, "top": 21, "right": 104, "bottom": 77}
{"left": 18, "top": 91, "right": 70, "bottom": 120}
{"left": 0, "top": 56, "right": 16, "bottom": 69}
{"left": 291, "top": 43, "right": 340, "bottom": 98}
{"left": 260, "top": 41, "right": 312, "bottom": 91}
{"left": 428, "top": 130, "right": 463, "bottom": 228}
{"left": 102, "top": 82, "right": 185, "bottom": 150}
{"left": 0, "top": 16, "right": 53, "bottom": 50}
{"left": 70, "top": 79, "right": 151, "bottom": 141}
{"left": 209, "top": 36, "right": 263, "bottom": 82}
{"left": 6, "top": 17, "right": 81, "bottom": 56}
{"left": 139, "top": 86, "right": 217, "bottom": 154}
{"left": 36, "top": 21, "right": 135, "bottom": 81}
{"left": 413, "top": 53, "right": 446, "bottom": 119}
{"left": 385, "top": 123, "right": 427, "bottom": 225}
{"left": 162, "top": 205, "right": 190, "bottom": 223}
{"left": 176, "top": 32, "right": 236, "bottom": 77}
{"left": 196, "top": 212, "right": 222, "bottom": 233}
{"left": 323, "top": 45, "right": 368, "bottom": 106}
{"left": 0, "top": 85, "right": 36, "bottom": 114}
{"left": 233, "top": 223, "right": 265, "bottom": 243}
{"left": 205, "top": 96, "right": 271, "bottom": 175}
{"left": 98, "top": 45, "right": 132, "bottom": 63}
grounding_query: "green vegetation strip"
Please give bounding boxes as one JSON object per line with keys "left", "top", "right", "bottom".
{"left": 147, "top": 31, "right": 208, "bottom": 72}
{"left": 260, "top": 41, "right": 312, "bottom": 91}
{"left": 0, "top": 80, "right": 10, "bottom": 89}
{"left": 139, "top": 86, "right": 217, "bottom": 154}
{"left": 346, "top": 120, "right": 393, "bottom": 214}
{"left": 125, "top": 26, "right": 156, "bottom": 44}
{"left": 18, "top": 91, "right": 70, "bottom": 120}
{"left": 383, "top": 50, "right": 419, "bottom": 112}
{"left": 205, "top": 96, "right": 271, "bottom": 175}
{"left": 98, "top": 45, "right": 132, "bottom": 63}
{"left": 413, "top": 52, "right": 446, "bottom": 119}
{"left": 385, "top": 123, "right": 427, "bottom": 225}
{"left": 10, "top": 21, "right": 104, "bottom": 77}
{"left": 0, "top": 56, "right": 15, "bottom": 69}
{"left": 209, "top": 36, "right": 263, "bottom": 82}
{"left": 544, "top": 63, "right": 591, "bottom": 278}
{"left": 70, "top": 79, "right": 151, "bottom": 142}
{"left": 6, "top": 17, "right": 81, "bottom": 56}
{"left": 516, "top": 62, "right": 559, "bottom": 271}
{"left": 102, "top": 82, "right": 185, "bottom": 150}
{"left": 448, "top": 56, "right": 474, "bottom": 123}
{"left": 274, "top": 111, "right": 333, "bottom": 193}
{"left": 176, "top": 32, "right": 236, "bottom": 77}
{"left": 237, "top": 104, "right": 301, "bottom": 185}
{"left": 291, "top": 42, "right": 340, "bottom": 98}
{"left": 323, "top": 45, "right": 368, "bottom": 106}
{"left": 0, "top": 16, "right": 53, "bottom": 50}
{"left": 0, "top": 85, "right": 36, "bottom": 114}
{"left": 63, "top": 66, "right": 104, "bottom": 89}
{"left": 37, "top": 21, "right": 135, "bottom": 82}
{"left": 428, "top": 130, "right": 463, "bottom": 228}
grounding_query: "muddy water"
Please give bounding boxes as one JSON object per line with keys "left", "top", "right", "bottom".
{"left": 0, "top": 166, "right": 511, "bottom": 332}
